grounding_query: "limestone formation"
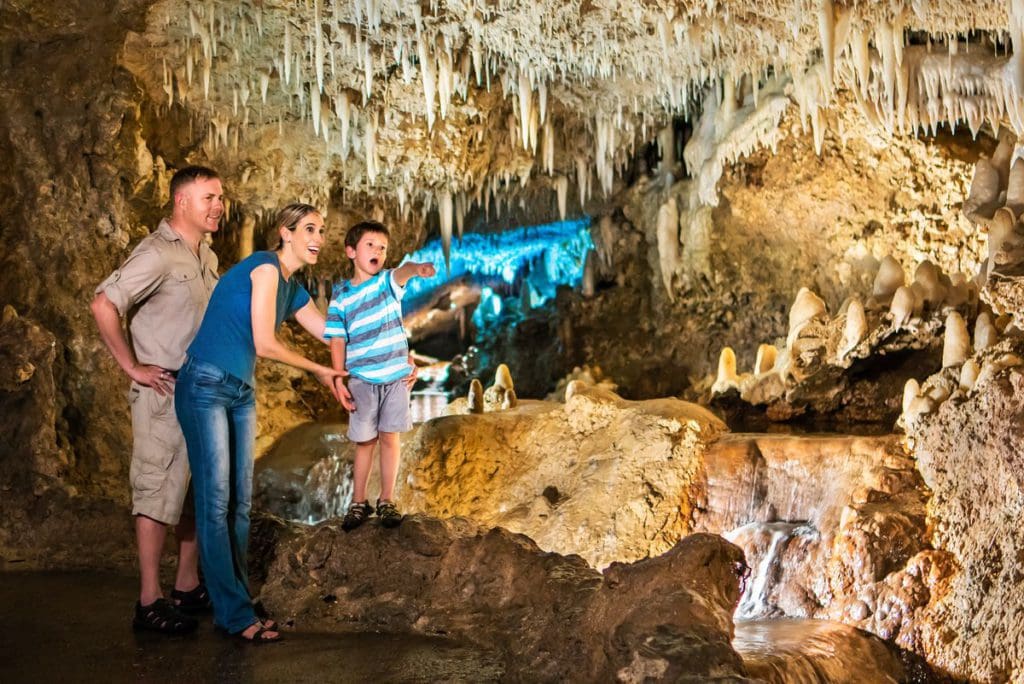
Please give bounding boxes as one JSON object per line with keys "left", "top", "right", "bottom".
{"left": 958, "top": 359, "right": 980, "bottom": 392}
{"left": 404, "top": 389, "right": 726, "bottom": 569}
{"left": 908, "top": 347, "right": 1024, "bottom": 681}
{"left": 753, "top": 344, "right": 778, "bottom": 375}
{"left": 973, "top": 311, "right": 998, "bottom": 352}
{"left": 838, "top": 297, "right": 867, "bottom": 359}
{"left": 889, "top": 286, "right": 916, "bottom": 328}
{"left": 787, "top": 287, "right": 827, "bottom": 343}
{"left": 467, "top": 378, "right": 484, "bottom": 414}
{"left": 711, "top": 347, "right": 740, "bottom": 395}
{"left": 942, "top": 312, "right": 970, "bottom": 368}
{"left": 482, "top": 363, "right": 517, "bottom": 411}
{"left": 258, "top": 518, "right": 748, "bottom": 681}
{"left": 872, "top": 256, "right": 905, "bottom": 303}
{"left": 913, "top": 260, "right": 946, "bottom": 309}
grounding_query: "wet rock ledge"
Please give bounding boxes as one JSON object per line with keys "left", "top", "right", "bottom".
{"left": 255, "top": 515, "right": 750, "bottom": 682}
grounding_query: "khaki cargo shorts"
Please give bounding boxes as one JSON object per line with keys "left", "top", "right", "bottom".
{"left": 128, "top": 382, "right": 191, "bottom": 525}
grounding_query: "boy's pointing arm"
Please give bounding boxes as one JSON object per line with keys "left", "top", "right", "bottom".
{"left": 394, "top": 261, "right": 437, "bottom": 287}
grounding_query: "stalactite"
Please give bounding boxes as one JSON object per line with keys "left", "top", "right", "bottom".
{"left": 439, "top": 189, "right": 453, "bottom": 273}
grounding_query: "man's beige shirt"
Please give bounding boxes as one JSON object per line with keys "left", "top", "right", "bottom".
{"left": 96, "top": 219, "right": 219, "bottom": 370}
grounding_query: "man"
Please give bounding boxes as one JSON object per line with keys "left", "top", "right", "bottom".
{"left": 91, "top": 166, "right": 223, "bottom": 634}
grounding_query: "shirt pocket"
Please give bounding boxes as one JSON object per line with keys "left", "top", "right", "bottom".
{"left": 170, "top": 268, "right": 205, "bottom": 304}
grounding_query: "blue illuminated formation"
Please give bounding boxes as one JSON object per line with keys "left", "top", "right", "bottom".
{"left": 400, "top": 217, "right": 594, "bottom": 313}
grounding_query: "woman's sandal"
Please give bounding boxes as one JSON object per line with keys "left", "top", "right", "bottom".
{"left": 253, "top": 600, "right": 278, "bottom": 631}
{"left": 170, "top": 584, "right": 212, "bottom": 615}
{"left": 233, "top": 622, "right": 282, "bottom": 644}
{"left": 133, "top": 598, "right": 198, "bottom": 635}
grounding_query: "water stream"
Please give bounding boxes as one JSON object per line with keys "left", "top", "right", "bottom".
{"left": 734, "top": 619, "right": 905, "bottom": 683}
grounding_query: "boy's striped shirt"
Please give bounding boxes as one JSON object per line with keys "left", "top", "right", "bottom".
{"left": 324, "top": 270, "right": 410, "bottom": 383}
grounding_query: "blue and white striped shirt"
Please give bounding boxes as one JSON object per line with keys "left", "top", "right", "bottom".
{"left": 324, "top": 270, "right": 410, "bottom": 384}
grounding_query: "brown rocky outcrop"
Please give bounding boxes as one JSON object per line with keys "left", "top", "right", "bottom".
{"left": 258, "top": 515, "right": 749, "bottom": 681}
{"left": 908, "top": 363, "right": 1024, "bottom": 682}
{"left": 403, "top": 384, "right": 727, "bottom": 569}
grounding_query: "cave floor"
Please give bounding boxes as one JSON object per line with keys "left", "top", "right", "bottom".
{"left": 0, "top": 568, "right": 504, "bottom": 683}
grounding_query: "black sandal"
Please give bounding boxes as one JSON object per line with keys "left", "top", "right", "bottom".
{"left": 376, "top": 499, "right": 403, "bottom": 528}
{"left": 171, "top": 584, "right": 212, "bottom": 615}
{"left": 133, "top": 598, "right": 198, "bottom": 635}
{"left": 342, "top": 500, "right": 373, "bottom": 531}
{"left": 232, "top": 622, "right": 282, "bottom": 644}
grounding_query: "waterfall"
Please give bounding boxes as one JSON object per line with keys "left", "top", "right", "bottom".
{"left": 725, "top": 522, "right": 820, "bottom": 620}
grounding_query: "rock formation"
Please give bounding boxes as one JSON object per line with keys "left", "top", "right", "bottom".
{"left": 258, "top": 517, "right": 749, "bottom": 681}
{"left": 405, "top": 385, "right": 726, "bottom": 569}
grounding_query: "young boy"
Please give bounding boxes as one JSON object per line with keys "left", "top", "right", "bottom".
{"left": 325, "top": 220, "right": 436, "bottom": 530}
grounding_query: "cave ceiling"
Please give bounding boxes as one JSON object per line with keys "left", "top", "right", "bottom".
{"left": 116, "top": 1, "right": 1010, "bottom": 236}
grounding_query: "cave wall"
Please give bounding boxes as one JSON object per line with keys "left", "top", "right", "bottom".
{"left": 0, "top": 1, "right": 169, "bottom": 504}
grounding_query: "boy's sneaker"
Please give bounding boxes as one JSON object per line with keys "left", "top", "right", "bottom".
{"left": 376, "top": 499, "right": 403, "bottom": 528}
{"left": 342, "top": 500, "right": 373, "bottom": 531}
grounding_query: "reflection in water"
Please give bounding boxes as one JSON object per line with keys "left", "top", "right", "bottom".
{"left": 411, "top": 390, "right": 449, "bottom": 423}
{"left": 734, "top": 619, "right": 904, "bottom": 683}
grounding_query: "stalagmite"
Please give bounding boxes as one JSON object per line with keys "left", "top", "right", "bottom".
{"left": 754, "top": 344, "right": 777, "bottom": 375}
{"left": 787, "top": 287, "right": 827, "bottom": 339}
{"left": 913, "top": 260, "right": 946, "bottom": 308}
{"left": 467, "top": 378, "right": 484, "bottom": 414}
{"left": 564, "top": 379, "right": 583, "bottom": 402}
{"left": 974, "top": 312, "right": 999, "bottom": 351}
{"left": 963, "top": 157, "right": 1001, "bottom": 221}
{"left": 989, "top": 207, "right": 1016, "bottom": 268}
{"left": 873, "top": 256, "right": 905, "bottom": 301}
{"left": 501, "top": 388, "right": 518, "bottom": 410}
{"left": 1006, "top": 157, "right": 1024, "bottom": 218}
{"left": 711, "top": 347, "right": 739, "bottom": 395}
{"left": 494, "top": 364, "right": 514, "bottom": 391}
{"left": 992, "top": 131, "right": 1015, "bottom": 190}
{"left": 889, "top": 286, "right": 915, "bottom": 327}
{"left": 959, "top": 360, "right": 980, "bottom": 393}
{"left": 839, "top": 297, "right": 866, "bottom": 359}
{"left": 655, "top": 199, "right": 678, "bottom": 302}
{"left": 942, "top": 312, "right": 970, "bottom": 368}
{"left": 902, "top": 378, "right": 921, "bottom": 415}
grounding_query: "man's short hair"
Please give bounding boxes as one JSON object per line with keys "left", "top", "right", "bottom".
{"left": 169, "top": 165, "right": 220, "bottom": 203}
{"left": 345, "top": 220, "right": 390, "bottom": 249}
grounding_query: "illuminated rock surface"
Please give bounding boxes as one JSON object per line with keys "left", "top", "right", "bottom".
{"left": 404, "top": 385, "right": 727, "bottom": 569}
{"left": 257, "top": 517, "right": 748, "bottom": 681}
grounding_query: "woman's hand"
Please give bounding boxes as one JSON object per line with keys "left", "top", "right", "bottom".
{"left": 333, "top": 376, "right": 356, "bottom": 412}
{"left": 315, "top": 367, "right": 354, "bottom": 410}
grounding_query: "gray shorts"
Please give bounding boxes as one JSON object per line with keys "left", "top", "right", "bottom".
{"left": 347, "top": 377, "right": 412, "bottom": 442}
{"left": 128, "top": 383, "right": 192, "bottom": 525}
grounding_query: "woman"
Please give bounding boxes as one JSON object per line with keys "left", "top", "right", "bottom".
{"left": 175, "top": 203, "right": 343, "bottom": 642}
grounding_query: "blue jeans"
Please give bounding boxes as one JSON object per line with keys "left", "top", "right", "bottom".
{"left": 175, "top": 356, "right": 259, "bottom": 634}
